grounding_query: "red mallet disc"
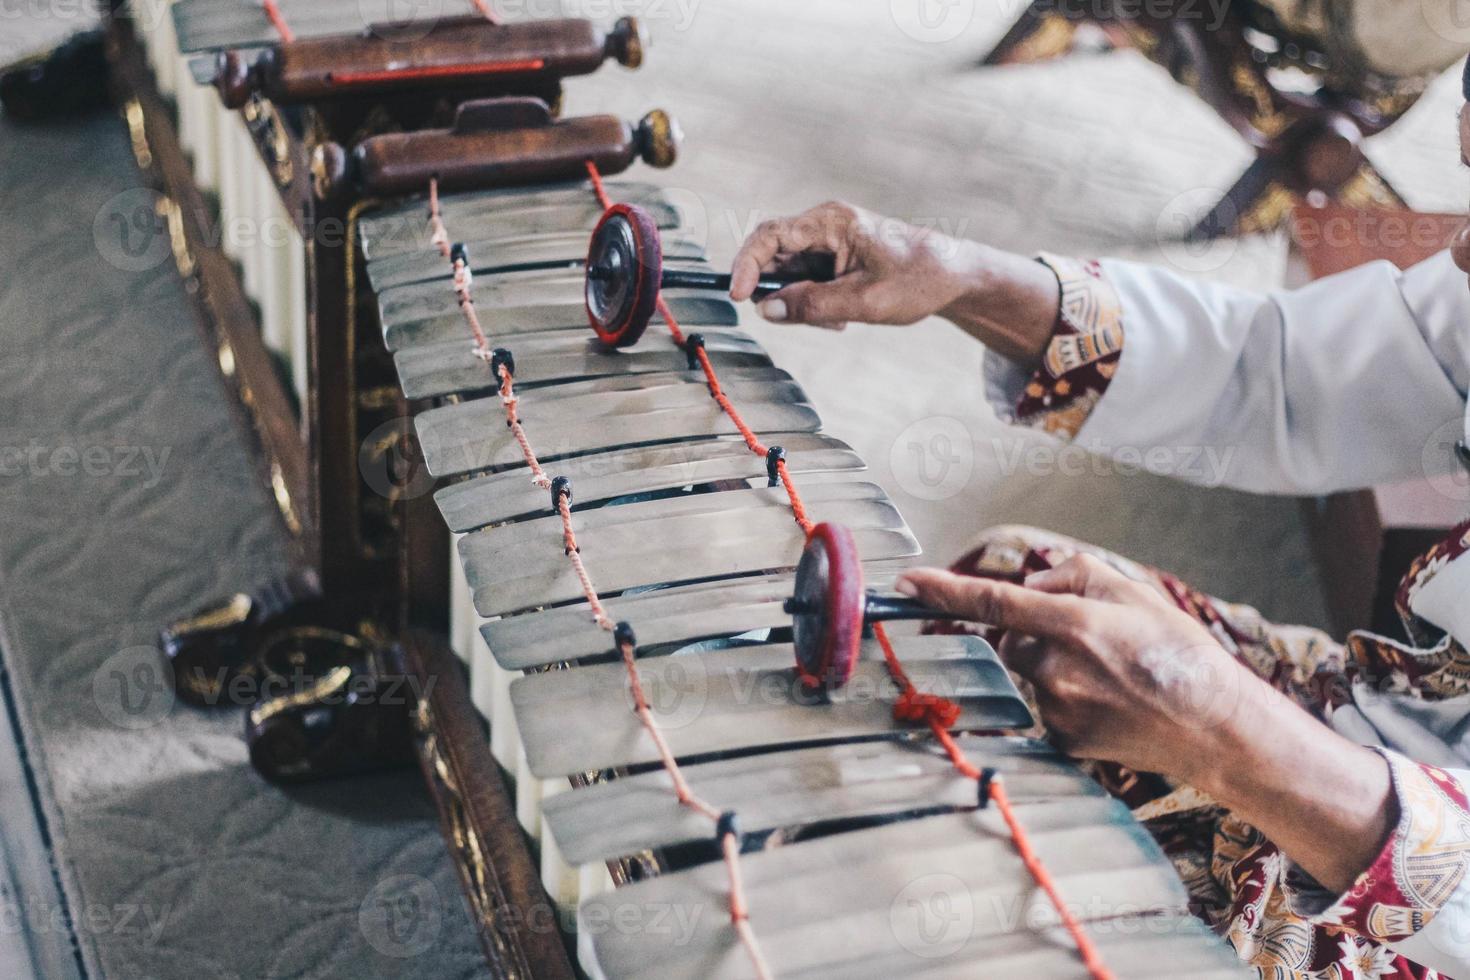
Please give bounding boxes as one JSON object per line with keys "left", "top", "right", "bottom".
{"left": 791, "top": 522, "right": 864, "bottom": 690}
{"left": 585, "top": 203, "right": 662, "bottom": 348}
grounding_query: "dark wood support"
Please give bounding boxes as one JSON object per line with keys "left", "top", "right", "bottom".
{"left": 316, "top": 97, "right": 679, "bottom": 197}
{"left": 401, "top": 634, "right": 577, "bottom": 979}
{"left": 215, "top": 16, "right": 643, "bottom": 109}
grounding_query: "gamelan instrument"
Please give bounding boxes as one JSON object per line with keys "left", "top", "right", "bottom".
{"left": 46, "top": 1, "right": 1250, "bottom": 975}
{"left": 366, "top": 169, "right": 1245, "bottom": 978}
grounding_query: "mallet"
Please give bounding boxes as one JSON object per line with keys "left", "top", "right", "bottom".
{"left": 584, "top": 202, "right": 835, "bottom": 347}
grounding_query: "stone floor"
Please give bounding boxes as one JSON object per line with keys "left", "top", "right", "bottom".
{"left": 1, "top": 16, "right": 485, "bottom": 980}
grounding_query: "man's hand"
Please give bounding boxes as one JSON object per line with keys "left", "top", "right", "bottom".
{"left": 895, "top": 554, "right": 1394, "bottom": 893}
{"left": 729, "top": 201, "right": 974, "bottom": 329}
{"left": 728, "top": 201, "right": 1063, "bottom": 363}
{"left": 896, "top": 554, "right": 1257, "bottom": 782}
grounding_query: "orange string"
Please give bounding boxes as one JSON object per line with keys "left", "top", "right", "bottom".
{"left": 455, "top": 261, "right": 491, "bottom": 355}
{"left": 586, "top": 159, "right": 613, "bottom": 210}
{"left": 428, "top": 177, "right": 451, "bottom": 259}
{"left": 989, "top": 778, "right": 1115, "bottom": 980}
{"left": 429, "top": 179, "right": 769, "bottom": 979}
{"left": 469, "top": 0, "right": 502, "bottom": 25}
{"left": 556, "top": 495, "right": 614, "bottom": 631}
{"left": 722, "top": 831, "right": 774, "bottom": 980}
{"left": 261, "top": 0, "right": 295, "bottom": 43}
{"left": 581, "top": 160, "right": 1112, "bottom": 980}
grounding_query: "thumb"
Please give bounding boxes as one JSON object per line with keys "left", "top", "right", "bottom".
{"left": 759, "top": 277, "right": 870, "bottom": 328}
{"left": 895, "top": 567, "right": 1090, "bottom": 640}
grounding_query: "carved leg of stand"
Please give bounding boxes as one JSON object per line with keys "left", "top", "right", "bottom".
{"left": 160, "top": 570, "right": 322, "bottom": 707}
{"left": 1184, "top": 154, "right": 1281, "bottom": 240}
{"left": 1187, "top": 114, "right": 1386, "bottom": 240}
{"left": 981, "top": 3, "right": 1082, "bottom": 66}
{"left": 398, "top": 632, "right": 578, "bottom": 979}
{"left": 0, "top": 29, "right": 111, "bottom": 120}
{"left": 245, "top": 626, "right": 417, "bottom": 782}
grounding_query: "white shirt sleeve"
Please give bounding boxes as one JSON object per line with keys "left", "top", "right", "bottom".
{"left": 989, "top": 251, "right": 1470, "bottom": 495}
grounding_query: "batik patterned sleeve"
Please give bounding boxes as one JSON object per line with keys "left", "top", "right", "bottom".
{"left": 1283, "top": 750, "right": 1470, "bottom": 976}
{"left": 982, "top": 252, "right": 1124, "bottom": 440}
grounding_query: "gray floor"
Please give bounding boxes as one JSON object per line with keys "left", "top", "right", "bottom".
{"left": 0, "top": 90, "right": 484, "bottom": 980}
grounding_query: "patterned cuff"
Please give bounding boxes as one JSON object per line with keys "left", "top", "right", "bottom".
{"left": 1011, "top": 253, "right": 1124, "bottom": 440}
{"left": 1286, "top": 749, "right": 1470, "bottom": 943}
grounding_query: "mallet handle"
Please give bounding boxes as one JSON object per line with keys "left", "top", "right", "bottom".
{"left": 660, "top": 269, "right": 803, "bottom": 298}
{"left": 864, "top": 594, "right": 944, "bottom": 622}
{"left": 659, "top": 268, "right": 829, "bottom": 300}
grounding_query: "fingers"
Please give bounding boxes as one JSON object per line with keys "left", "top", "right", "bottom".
{"left": 729, "top": 202, "right": 859, "bottom": 302}
{"left": 895, "top": 567, "right": 1090, "bottom": 640}
{"left": 1025, "top": 553, "right": 1166, "bottom": 608}
{"left": 760, "top": 278, "right": 868, "bottom": 328}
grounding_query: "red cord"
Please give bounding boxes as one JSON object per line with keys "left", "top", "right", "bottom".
{"left": 455, "top": 261, "right": 492, "bottom": 355}
{"left": 880, "top": 624, "right": 1114, "bottom": 978}
{"left": 581, "top": 160, "right": 1113, "bottom": 980}
{"left": 495, "top": 365, "right": 551, "bottom": 489}
{"left": 428, "top": 178, "right": 451, "bottom": 259}
{"left": 429, "top": 183, "right": 772, "bottom": 980}
{"left": 586, "top": 159, "right": 613, "bottom": 210}
{"left": 261, "top": 0, "right": 294, "bottom": 43}
{"left": 330, "top": 59, "right": 544, "bottom": 86}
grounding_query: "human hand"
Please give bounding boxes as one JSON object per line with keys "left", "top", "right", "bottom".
{"left": 729, "top": 201, "right": 976, "bottom": 329}
{"left": 895, "top": 554, "right": 1260, "bottom": 783}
